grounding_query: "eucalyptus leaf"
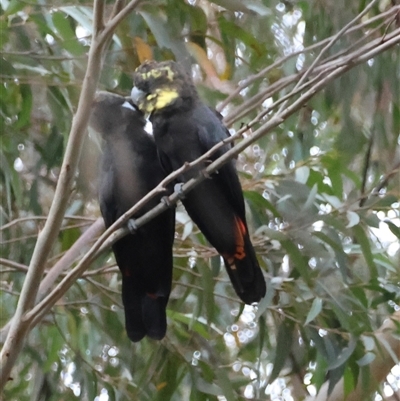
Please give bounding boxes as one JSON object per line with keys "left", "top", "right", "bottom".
{"left": 305, "top": 297, "right": 323, "bottom": 325}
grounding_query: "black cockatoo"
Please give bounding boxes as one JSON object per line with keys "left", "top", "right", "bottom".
{"left": 131, "top": 61, "right": 266, "bottom": 304}
{"left": 90, "top": 91, "right": 175, "bottom": 342}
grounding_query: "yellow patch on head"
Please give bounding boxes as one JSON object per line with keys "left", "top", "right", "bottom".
{"left": 154, "top": 88, "right": 179, "bottom": 108}
{"left": 138, "top": 66, "right": 176, "bottom": 82}
{"left": 139, "top": 88, "right": 179, "bottom": 114}
{"left": 163, "top": 66, "right": 175, "bottom": 81}
{"left": 142, "top": 70, "right": 161, "bottom": 80}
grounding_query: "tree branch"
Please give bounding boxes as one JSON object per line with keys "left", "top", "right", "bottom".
{"left": 18, "top": 26, "right": 400, "bottom": 335}
{"left": 1, "top": 3, "right": 399, "bottom": 389}
{"left": 224, "top": 15, "right": 400, "bottom": 125}
{"left": 0, "top": 0, "right": 142, "bottom": 389}
{"left": 276, "top": 0, "right": 378, "bottom": 115}
{"left": 218, "top": 5, "right": 400, "bottom": 113}
{"left": 0, "top": 259, "right": 28, "bottom": 273}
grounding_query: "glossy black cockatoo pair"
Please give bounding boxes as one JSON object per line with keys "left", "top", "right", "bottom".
{"left": 90, "top": 60, "right": 266, "bottom": 342}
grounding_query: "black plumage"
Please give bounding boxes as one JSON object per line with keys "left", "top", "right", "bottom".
{"left": 131, "top": 61, "right": 266, "bottom": 304}
{"left": 90, "top": 91, "right": 175, "bottom": 342}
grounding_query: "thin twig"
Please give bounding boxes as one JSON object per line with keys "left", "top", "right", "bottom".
{"left": 218, "top": 5, "right": 400, "bottom": 112}
{"left": 276, "top": 0, "right": 378, "bottom": 115}
{"left": 0, "top": 259, "right": 28, "bottom": 272}
{"left": 371, "top": 160, "right": 400, "bottom": 195}
{"left": 225, "top": 26, "right": 400, "bottom": 126}
{"left": 0, "top": 215, "right": 96, "bottom": 231}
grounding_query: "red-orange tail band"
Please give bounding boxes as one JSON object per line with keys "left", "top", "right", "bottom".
{"left": 233, "top": 216, "right": 246, "bottom": 260}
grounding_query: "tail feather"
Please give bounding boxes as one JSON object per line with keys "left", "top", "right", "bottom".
{"left": 122, "top": 277, "right": 168, "bottom": 342}
{"left": 142, "top": 295, "right": 168, "bottom": 340}
{"left": 223, "top": 224, "right": 266, "bottom": 304}
{"left": 124, "top": 305, "right": 146, "bottom": 343}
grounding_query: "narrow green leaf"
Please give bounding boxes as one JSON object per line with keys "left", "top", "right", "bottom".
{"left": 343, "top": 365, "right": 356, "bottom": 397}
{"left": 363, "top": 212, "right": 380, "bottom": 228}
{"left": 218, "top": 17, "right": 264, "bottom": 56}
{"left": 357, "top": 352, "right": 375, "bottom": 366}
{"left": 385, "top": 220, "right": 400, "bottom": 239}
{"left": 350, "top": 286, "right": 369, "bottom": 308}
{"left": 167, "top": 311, "right": 211, "bottom": 339}
{"left": 321, "top": 152, "right": 344, "bottom": 197}
{"left": 41, "top": 326, "right": 63, "bottom": 372}
{"left": 307, "top": 168, "right": 334, "bottom": 195}
{"left": 196, "top": 378, "right": 223, "bottom": 396}
{"left": 15, "top": 84, "right": 32, "bottom": 129}
{"left": 52, "top": 11, "right": 86, "bottom": 56}
{"left": 327, "top": 336, "right": 357, "bottom": 370}
{"left": 346, "top": 211, "right": 360, "bottom": 228}
{"left": 60, "top": 6, "right": 93, "bottom": 34}
{"left": 243, "top": 191, "right": 281, "bottom": 217}
{"left": 85, "top": 370, "right": 98, "bottom": 401}
{"left": 295, "top": 166, "right": 310, "bottom": 184}
{"left": 256, "top": 281, "right": 275, "bottom": 318}
{"left": 302, "top": 183, "right": 318, "bottom": 211}
{"left": 60, "top": 227, "right": 81, "bottom": 252}
{"left": 352, "top": 224, "right": 377, "bottom": 278}
{"left": 215, "top": 368, "right": 237, "bottom": 401}
{"left": 210, "top": 255, "right": 221, "bottom": 277}
{"left": 313, "top": 229, "right": 349, "bottom": 278}
{"left": 311, "top": 351, "right": 329, "bottom": 390}
{"left": 268, "top": 319, "right": 294, "bottom": 383}
{"left": 360, "top": 365, "right": 371, "bottom": 400}
{"left": 374, "top": 253, "right": 397, "bottom": 273}
{"left": 305, "top": 298, "right": 323, "bottom": 325}
{"left": 140, "top": 6, "right": 189, "bottom": 61}
{"left": 255, "top": 225, "right": 287, "bottom": 241}
{"left": 329, "top": 302, "right": 353, "bottom": 333}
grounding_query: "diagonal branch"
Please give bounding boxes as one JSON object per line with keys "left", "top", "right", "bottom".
{"left": 225, "top": 25, "right": 400, "bottom": 126}
{"left": 0, "top": 0, "right": 142, "bottom": 390}
{"left": 21, "top": 27, "right": 400, "bottom": 332}
{"left": 276, "top": 0, "right": 378, "bottom": 115}
{"left": 1, "top": 6, "right": 399, "bottom": 389}
{"left": 218, "top": 5, "right": 400, "bottom": 113}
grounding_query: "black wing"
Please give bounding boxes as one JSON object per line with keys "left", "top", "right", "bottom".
{"left": 193, "top": 105, "right": 246, "bottom": 218}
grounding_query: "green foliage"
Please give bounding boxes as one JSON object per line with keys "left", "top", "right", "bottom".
{"left": 1, "top": 0, "right": 399, "bottom": 400}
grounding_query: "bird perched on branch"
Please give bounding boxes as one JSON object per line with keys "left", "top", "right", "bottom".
{"left": 90, "top": 91, "right": 175, "bottom": 342}
{"left": 131, "top": 61, "right": 266, "bottom": 304}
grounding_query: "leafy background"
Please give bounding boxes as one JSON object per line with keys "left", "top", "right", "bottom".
{"left": 1, "top": 0, "right": 399, "bottom": 400}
